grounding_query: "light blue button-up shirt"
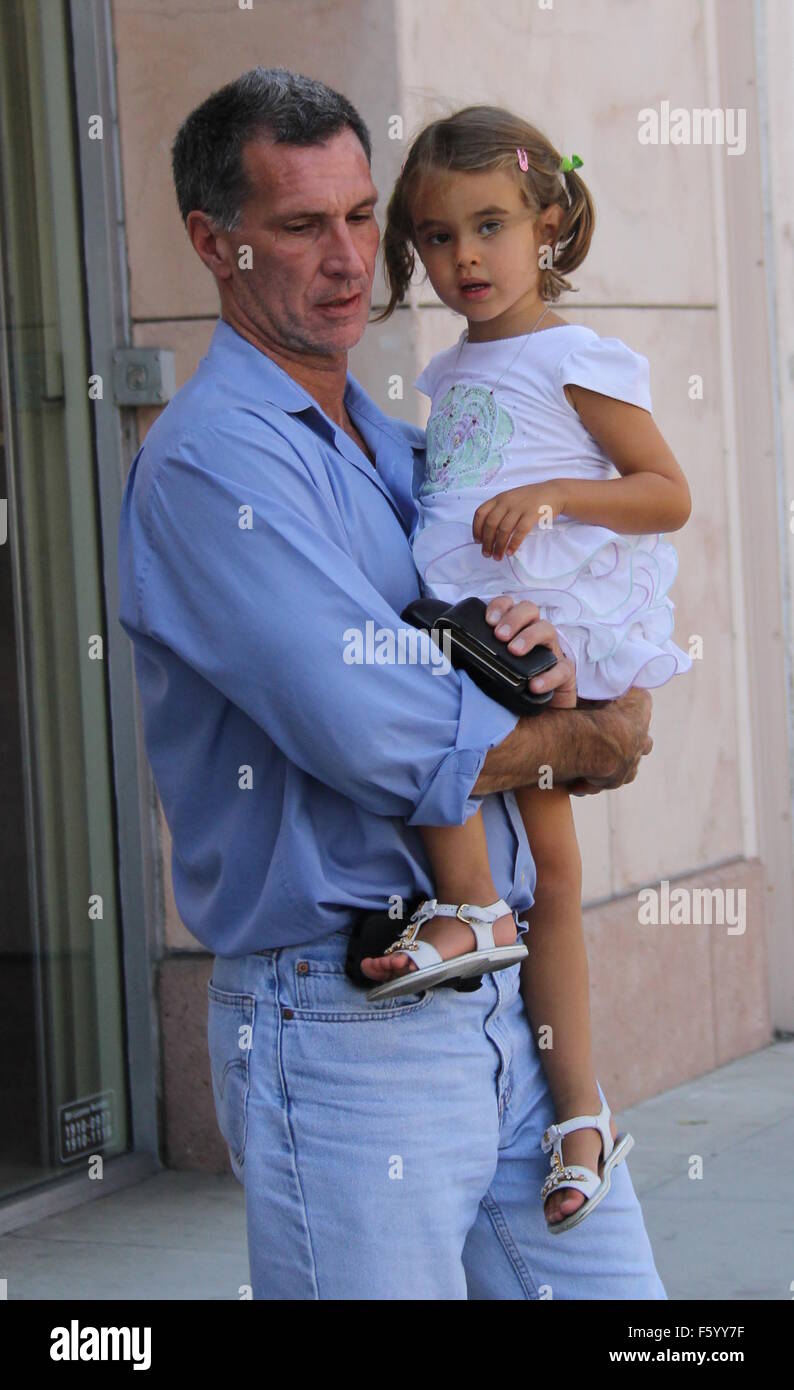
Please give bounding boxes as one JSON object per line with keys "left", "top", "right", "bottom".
{"left": 118, "top": 318, "right": 537, "bottom": 955}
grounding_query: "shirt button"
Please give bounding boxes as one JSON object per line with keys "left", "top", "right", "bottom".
{"left": 521, "top": 871, "right": 526, "bottom": 882}
{"left": 296, "top": 962, "right": 309, "bottom": 974}
{"left": 282, "top": 1008, "right": 294, "bottom": 1020}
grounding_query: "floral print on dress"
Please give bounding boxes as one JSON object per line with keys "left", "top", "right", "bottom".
{"left": 418, "top": 384, "right": 515, "bottom": 497}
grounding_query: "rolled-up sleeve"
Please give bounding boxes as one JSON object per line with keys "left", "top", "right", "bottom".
{"left": 129, "top": 421, "right": 518, "bottom": 827}
{"left": 407, "top": 674, "right": 517, "bottom": 825}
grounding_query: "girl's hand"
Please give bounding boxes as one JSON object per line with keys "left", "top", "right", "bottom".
{"left": 473, "top": 481, "right": 566, "bottom": 560}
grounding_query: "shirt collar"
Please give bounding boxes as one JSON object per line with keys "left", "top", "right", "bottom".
{"left": 206, "top": 317, "right": 425, "bottom": 451}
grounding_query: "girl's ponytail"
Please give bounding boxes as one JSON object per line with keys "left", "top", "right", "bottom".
{"left": 543, "top": 164, "right": 595, "bottom": 301}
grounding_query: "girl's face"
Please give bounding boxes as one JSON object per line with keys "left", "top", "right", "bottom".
{"left": 410, "top": 167, "right": 562, "bottom": 332}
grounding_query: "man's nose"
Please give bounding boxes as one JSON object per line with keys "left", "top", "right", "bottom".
{"left": 322, "top": 220, "right": 370, "bottom": 279}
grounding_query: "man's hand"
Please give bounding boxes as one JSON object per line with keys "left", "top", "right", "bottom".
{"left": 484, "top": 595, "right": 577, "bottom": 709}
{"left": 567, "top": 688, "right": 654, "bottom": 795}
{"left": 472, "top": 600, "right": 654, "bottom": 800}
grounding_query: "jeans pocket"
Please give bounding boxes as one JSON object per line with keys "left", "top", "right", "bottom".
{"left": 207, "top": 981, "right": 256, "bottom": 1175}
{"left": 294, "top": 957, "right": 434, "bottom": 1020}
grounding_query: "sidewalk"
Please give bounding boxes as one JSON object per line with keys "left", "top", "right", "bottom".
{"left": 1, "top": 1040, "right": 791, "bottom": 1300}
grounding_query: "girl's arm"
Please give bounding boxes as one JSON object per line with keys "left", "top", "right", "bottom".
{"left": 472, "top": 385, "right": 692, "bottom": 560}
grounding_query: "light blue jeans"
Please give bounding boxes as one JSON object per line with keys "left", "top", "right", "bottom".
{"left": 207, "top": 925, "right": 667, "bottom": 1300}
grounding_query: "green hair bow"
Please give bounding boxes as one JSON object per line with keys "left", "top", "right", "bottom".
{"left": 559, "top": 154, "right": 584, "bottom": 173}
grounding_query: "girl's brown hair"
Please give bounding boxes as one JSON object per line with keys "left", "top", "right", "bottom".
{"left": 371, "top": 105, "right": 595, "bottom": 323}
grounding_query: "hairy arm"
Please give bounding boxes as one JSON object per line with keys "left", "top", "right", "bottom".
{"left": 473, "top": 689, "right": 653, "bottom": 796}
{"left": 481, "top": 595, "right": 654, "bottom": 795}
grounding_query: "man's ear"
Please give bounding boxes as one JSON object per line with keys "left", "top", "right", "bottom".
{"left": 187, "top": 210, "right": 234, "bottom": 282}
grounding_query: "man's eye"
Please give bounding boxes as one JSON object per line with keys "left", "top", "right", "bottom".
{"left": 285, "top": 214, "right": 371, "bottom": 233}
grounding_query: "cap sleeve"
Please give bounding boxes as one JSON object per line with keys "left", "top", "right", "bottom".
{"left": 414, "top": 338, "right": 462, "bottom": 400}
{"left": 413, "top": 360, "right": 437, "bottom": 399}
{"left": 557, "top": 336, "right": 652, "bottom": 413}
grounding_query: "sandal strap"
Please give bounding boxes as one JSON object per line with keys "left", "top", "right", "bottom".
{"left": 381, "top": 897, "right": 517, "bottom": 968}
{"left": 381, "top": 915, "right": 444, "bottom": 968}
{"left": 428, "top": 898, "right": 513, "bottom": 924}
{"left": 419, "top": 898, "right": 516, "bottom": 952}
{"left": 541, "top": 1094, "right": 614, "bottom": 1161}
{"left": 541, "top": 1164, "right": 601, "bottom": 1204}
{"left": 398, "top": 938, "right": 444, "bottom": 970}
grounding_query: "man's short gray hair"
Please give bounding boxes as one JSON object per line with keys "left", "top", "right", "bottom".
{"left": 171, "top": 66, "right": 372, "bottom": 231}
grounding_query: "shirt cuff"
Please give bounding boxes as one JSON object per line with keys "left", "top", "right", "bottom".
{"left": 406, "top": 671, "right": 519, "bottom": 826}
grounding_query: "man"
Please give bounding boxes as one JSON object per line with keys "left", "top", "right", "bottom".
{"left": 118, "top": 66, "right": 662, "bottom": 1299}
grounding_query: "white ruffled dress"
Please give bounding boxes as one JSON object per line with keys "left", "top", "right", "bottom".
{"left": 411, "top": 324, "right": 691, "bottom": 700}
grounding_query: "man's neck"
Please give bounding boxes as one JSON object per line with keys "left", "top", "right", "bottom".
{"left": 222, "top": 313, "right": 348, "bottom": 426}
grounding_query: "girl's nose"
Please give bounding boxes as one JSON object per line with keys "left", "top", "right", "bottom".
{"left": 456, "top": 243, "right": 481, "bottom": 268}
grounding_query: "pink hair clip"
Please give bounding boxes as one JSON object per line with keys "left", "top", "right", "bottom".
{"left": 516, "top": 147, "right": 529, "bottom": 171}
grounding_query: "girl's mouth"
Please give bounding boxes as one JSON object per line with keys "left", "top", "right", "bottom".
{"left": 459, "top": 283, "right": 491, "bottom": 300}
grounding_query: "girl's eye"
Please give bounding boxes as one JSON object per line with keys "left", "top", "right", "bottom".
{"left": 425, "top": 221, "right": 502, "bottom": 246}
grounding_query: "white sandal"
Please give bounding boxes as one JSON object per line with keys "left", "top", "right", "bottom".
{"left": 540, "top": 1095, "right": 635, "bottom": 1235}
{"left": 364, "top": 897, "right": 528, "bottom": 1001}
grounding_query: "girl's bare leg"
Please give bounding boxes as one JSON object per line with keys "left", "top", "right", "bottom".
{"left": 360, "top": 811, "right": 517, "bottom": 982}
{"left": 515, "top": 782, "right": 617, "bottom": 1225}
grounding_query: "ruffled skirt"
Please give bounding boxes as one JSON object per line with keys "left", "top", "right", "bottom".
{"left": 411, "top": 515, "right": 692, "bottom": 700}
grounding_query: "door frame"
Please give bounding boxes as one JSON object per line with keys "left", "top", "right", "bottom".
{"left": 0, "top": 0, "right": 159, "bottom": 1237}
{"left": 67, "top": 0, "right": 161, "bottom": 1161}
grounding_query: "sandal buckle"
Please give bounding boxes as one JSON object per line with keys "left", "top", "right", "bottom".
{"left": 383, "top": 924, "right": 421, "bottom": 955}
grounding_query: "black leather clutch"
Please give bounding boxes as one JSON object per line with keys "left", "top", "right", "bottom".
{"left": 400, "top": 595, "right": 557, "bottom": 717}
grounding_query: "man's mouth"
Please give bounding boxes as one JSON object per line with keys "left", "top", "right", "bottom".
{"left": 318, "top": 291, "right": 363, "bottom": 313}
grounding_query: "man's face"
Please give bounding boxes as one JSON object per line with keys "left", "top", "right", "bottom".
{"left": 220, "top": 127, "right": 380, "bottom": 357}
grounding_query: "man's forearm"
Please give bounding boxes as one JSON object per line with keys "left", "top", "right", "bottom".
{"left": 472, "top": 707, "right": 600, "bottom": 794}
{"left": 473, "top": 701, "right": 639, "bottom": 796}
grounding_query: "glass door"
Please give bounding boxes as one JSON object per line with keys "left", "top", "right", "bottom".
{"left": 0, "top": 0, "right": 129, "bottom": 1196}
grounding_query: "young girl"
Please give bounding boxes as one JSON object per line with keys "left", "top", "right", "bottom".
{"left": 360, "top": 107, "right": 692, "bottom": 1234}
